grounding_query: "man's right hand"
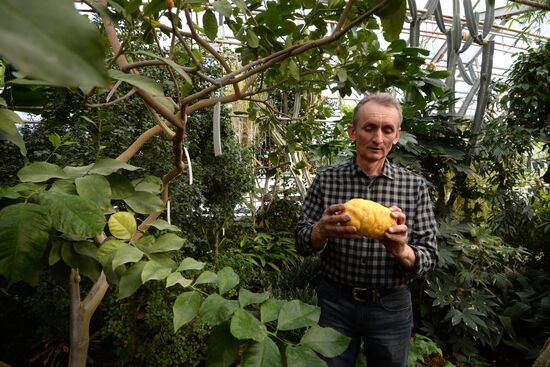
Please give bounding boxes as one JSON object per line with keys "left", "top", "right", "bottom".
{"left": 310, "top": 204, "right": 358, "bottom": 249}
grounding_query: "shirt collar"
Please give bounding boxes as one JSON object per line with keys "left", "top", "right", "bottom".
{"left": 350, "top": 156, "right": 395, "bottom": 180}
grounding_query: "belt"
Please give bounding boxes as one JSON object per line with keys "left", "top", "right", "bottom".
{"left": 324, "top": 278, "right": 407, "bottom": 303}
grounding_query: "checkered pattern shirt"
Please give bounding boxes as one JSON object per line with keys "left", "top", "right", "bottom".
{"left": 295, "top": 157, "right": 438, "bottom": 288}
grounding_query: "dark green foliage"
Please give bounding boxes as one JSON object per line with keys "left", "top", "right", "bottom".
{"left": 256, "top": 198, "right": 302, "bottom": 232}
{"left": 98, "top": 282, "right": 210, "bottom": 367}
{"left": 269, "top": 257, "right": 322, "bottom": 305}
{"left": 418, "top": 221, "right": 531, "bottom": 364}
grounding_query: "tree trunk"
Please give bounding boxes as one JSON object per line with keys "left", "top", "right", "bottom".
{"left": 68, "top": 269, "right": 109, "bottom": 367}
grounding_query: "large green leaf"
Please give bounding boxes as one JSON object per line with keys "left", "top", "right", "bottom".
{"left": 118, "top": 260, "right": 146, "bottom": 299}
{"left": 260, "top": 299, "right": 286, "bottom": 324}
{"left": 173, "top": 291, "right": 203, "bottom": 331}
{"left": 177, "top": 257, "right": 206, "bottom": 271}
{"left": 230, "top": 309, "right": 267, "bottom": 342}
{"left": 241, "top": 338, "right": 282, "bottom": 367}
{"left": 195, "top": 270, "right": 218, "bottom": 285}
{"left": 108, "top": 70, "right": 174, "bottom": 112}
{"left": 107, "top": 173, "right": 135, "bottom": 199}
{"left": 89, "top": 158, "right": 140, "bottom": 175}
{"left": 238, "top": 289, "right": 270, "bottom": 308}
{"left": 277, "top": 300, "right": 320, "bottom": 330}
{"left": 0, "top": 0, "right": 108, "bottom": 90}
{"left": 75, "top": 174, "right": 112, "bottom": 213}
{"left": 203, "top": 10, "right": 219, "bottom": 41}
{"left": 149, "top": 219, "right": 181, "bottom": 232}
{"left": 0, "top": 203, "right": 51, "bottom": 283}
{"left": 217, "top": 266, "right": 240, "bottom": 295}
{"left": 39, "top": 191, "right": 105, "bottom": 239}
{"left": 132, "top": 175, "right": 164, "bottom": 194}
{"left": 285, "top": 345, "right": 327, "bottom": 367}
{"left": 18, "top": 162, "right": 68, "bottom": 182}
{"left": 206, "top": 323, "right": 241, "bottom": 367}
{"left": 124, "top": 191, "right": 165, "bottom": 214}
{"left": 97, "top": 239, "right": 126, "bottom": 266}
{"left": 141, "top": 259, "right": 172, "bottom": 283}
{"left": 166, "top": 272, "right": 193, "bottom": 288}
{"left": 112, "top": 245, "right": 144, "bottom": 269}
{"left": 300, "top": 325, "right": 351, "bottom": 358}
{"left": 199, "top": 293, "right": 239, "bottom": 326}
{"left": 0, "top": 109, "right": 26, "bottom": 156}
{"left": 147, "top": 233, "right": 185, "bottom": 253}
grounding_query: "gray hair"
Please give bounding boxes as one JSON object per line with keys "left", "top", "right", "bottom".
{"left": 351, "top": 93, "right": 403, "bottom": 127}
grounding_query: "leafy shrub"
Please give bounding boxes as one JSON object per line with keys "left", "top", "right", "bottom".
{"left": 98, "top": 282, "right": 210, "bottom": 367}
{"left": 418, "top": 221, "right": 530, "bottom": 364}
{"left": 269, "top": 257, "right": 322, "bottom": 305}
{"left": 222, "top": 231, "right": 301, "bottom": 271}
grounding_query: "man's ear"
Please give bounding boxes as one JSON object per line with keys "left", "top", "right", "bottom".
{"left": 393, "top": 128, "right": 401, "bottom": 145}
{"left": 347, "top": 124, "right": 356, "bottom": 140}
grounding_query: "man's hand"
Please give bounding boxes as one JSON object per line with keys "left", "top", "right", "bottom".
{"left": 310, "top": 204, "right": 357, "bottom": 250}
{"left": 383, "top": 206, "right": 416, "bottom": 269}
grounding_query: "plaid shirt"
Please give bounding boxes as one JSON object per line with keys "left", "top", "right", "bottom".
{"left": 295, "top": 157, "right": 438, "bottom": 288}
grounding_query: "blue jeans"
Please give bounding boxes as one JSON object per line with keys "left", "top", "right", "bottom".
{"left": 317, "top": 279, "right": 413, "bottom": 367}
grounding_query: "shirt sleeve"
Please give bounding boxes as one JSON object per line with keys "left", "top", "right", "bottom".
{"left": 294, "top": 174, "right": 326, "bottom": 256}
{"left": 406, "top": 178, "right": 439, "bottom": 278}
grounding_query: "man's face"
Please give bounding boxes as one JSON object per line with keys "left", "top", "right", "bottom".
{"left": 347, "top": 101, "right": 401, "bottom": 167}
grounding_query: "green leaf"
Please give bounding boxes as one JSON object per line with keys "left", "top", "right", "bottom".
{"left": 199, "top": 293, "right": 239, "bottom": 326}
{"left": 112, "top": 245, "right": 144, "bottom": 269}
{"left": 108, "top": 212, "right": 137, "bottom": 240}
{"left": 288, "top": 59, "right": 300, "bottom": 80}
{"left": 73, "top": 241, "right": 98, "bottom": 260}
{"left": 277, "top": 300, "right": 320, "bottom": 330}
{"left": 0, "top": 187, "right": 20, "bottom": 200}
{"left": 50, "top": 179, "right": 76, "bottom": 195}
{"left": 107, "top": 173, "right": 135, "bottom": 199}
{"left": 17, "top": 162, "right": 67, "bottom": 183}
{"left": 48, "top": 133, "right": 61, "bottom": 149}
{"left": 230, "top": 309, "right": 267, "bottom": 342}
{"left": 285, "top": 345, "right": 327, "bottom": 367}
{"left": 203, "top": 10, "right": 219, "bottom": 41}
{"left": 89, "top": 158, "right": 140, "bottom": 175}
{"left": 75, "top": 174, "right": 112, "bottom": 212}
{"left": 118, "top": 261, "right": 146, "bottom": 299}
{"left": 241, "top": 337, "right": 282, "bottom": 367}
{"left": 0, "top": 109, "right": 26, "bottom": 156}
{"left": 246, "top": 28, "right": 259, "bottom": 48}
{"left": 166, "top": 272, "right": 193, "bottom": 288}
{"left": 97, "top": 239, "right": 126, "bottom": 266}
{"left": 136, "top": 51, "right": 193, "bottom": 85}
{"left": 123, "top": 191, "right": 165, "bottom": 214}
{"left": 149, "top": 233, "right": 185, "bottom": 253}
{"left": 239, "top": 289, "right": 270, "bottom": 308}
{"left": 0, "top": 0, "right": 108, "bottom": 90}
{"left": 63, "top": 164, "right": 94, "bottom": 179}
{"left": 213, "top": 0, "right": 233, "bottom": 17}
{"left": 301, "top": 325, "right": 351, "bottom": 358}
{"left": 142, "top": 260, "right": 172, "bottom": 283}
{"left": 39, "top": 191, "right": 105, "bottom": 239}
{"left": 132, "top": 175, "right": 163, "bottom": 194}
{"left": 261, "top": 299, "right": 286, "bottom": 324}
{"left": 217, "top": 266, "right": 240, "bottom": 295}
{"left": 377, "top": 0, "right": 406, "bottom": 41}
{"left": 177, "top": 257, "right": 206, "bottom": 271}
{"left": 206, "top": 323, "right": 241, "bottom": 367}
{"left": 195, "top": 271, "right": 218, "bottom": 285}
{"left": 173, "top": 291, "right": 203, "bottom": 331}
{"left": 149, "top": 219, "right": 181, "bottom": 232}
{"left": 0, "top": 203, "right": 51, "bottom": 283}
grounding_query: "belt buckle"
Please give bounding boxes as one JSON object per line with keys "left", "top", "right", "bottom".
{"left": 352, "top": 287, "right": 379, "bottom": 303}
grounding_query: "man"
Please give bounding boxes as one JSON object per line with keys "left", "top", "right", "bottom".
{"left": 295, "top": 93, "right": 438, "bottom": 367}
